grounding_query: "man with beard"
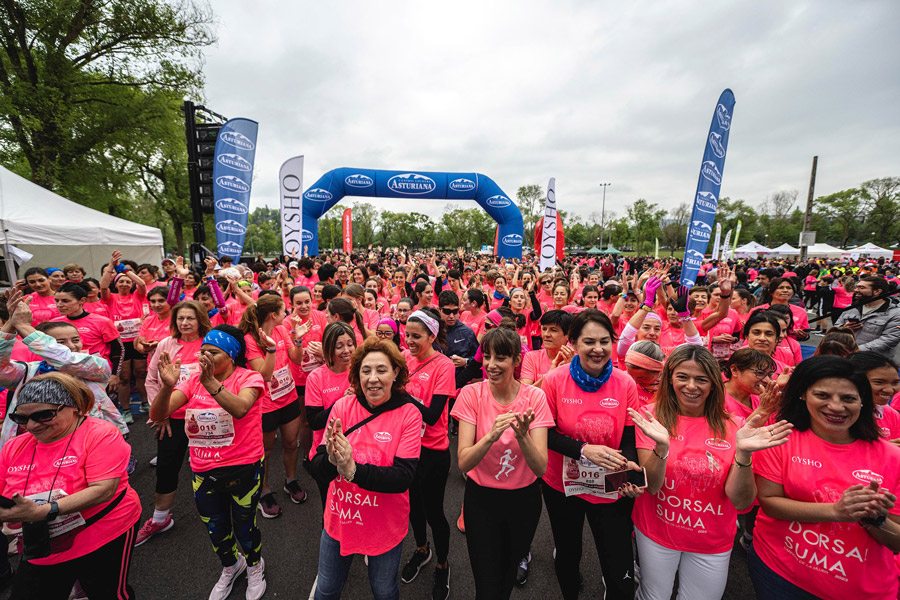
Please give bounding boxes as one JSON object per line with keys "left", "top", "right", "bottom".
{"left": 835, "top": 275, "right": 900, "bottom": 357}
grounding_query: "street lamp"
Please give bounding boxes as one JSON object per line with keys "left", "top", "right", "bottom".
{"left": 598, "top": 183, "right": 611, "bottom": 249}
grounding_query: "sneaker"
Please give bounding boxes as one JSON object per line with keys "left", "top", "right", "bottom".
{"left": 456, "top": 511, "right": 465, "bottom": 534}
{"left": 400, "top": 545, "right": 433, "bottom": 583}
{"left": 135, "top": 515, "right": 174, "bottom": 547}
{"left": 246, "top": 558, "right": 266, "bottom": 600}
{"left": 127, "top": 455, "right": 138, "bottom": 475}
{"left": 257, "top": 493, "right": 282, "bottom": 519}
{"left": 283, "top": 480, "right": 308, "bottom": 504}
{"left": 209, "top": 554, "right": 247, "bottom": 600}
{"left": 150, "top": 455, "right": 158, "bottom": 466}
{"left": 432, "top": 565, "right": 450, "bottom": 600}
{"left": 140, "top": 401, "right": 151, "bottom": 414}
{"left": 122, "top": 409, "right": 134, "bottom": 424}
{"left": 516, "top": 552, "right": 531, "bottom": 586}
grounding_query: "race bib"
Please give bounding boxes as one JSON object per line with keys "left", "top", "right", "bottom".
{"left": 25, "top": 489, "right": 86, "bottom": 538}
{"left": 115, "top": 318, "right": 142, "bottom": 339}
{"left": 178, "top": 363, "right": 201, "bottom": 386}
{"left": 562, "top": 456, "right": 618, "bottom": 500}
{"left": 185, "top": 407, "right": 235, "bottom": 448}
{"left": 710, "top": 342, "right": 732, "bottom": 360}
{"left": 269, "top": 366, "right": 293, "bottom": 400}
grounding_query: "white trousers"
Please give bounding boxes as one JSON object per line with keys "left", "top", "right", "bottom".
{"left": 635, "top": 528, "right": 731, "bottom": 600}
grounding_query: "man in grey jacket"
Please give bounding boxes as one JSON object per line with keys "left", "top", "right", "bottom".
{"left": 835, "top": 275, "right": 900, "bottom": 358}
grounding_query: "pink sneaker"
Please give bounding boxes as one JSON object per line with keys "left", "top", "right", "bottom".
{"left": 135, "top": 515, "right": 174, "bottom": 547}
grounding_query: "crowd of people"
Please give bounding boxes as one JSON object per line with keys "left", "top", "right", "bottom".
{"left": 0, "top": 246, "right": 899, "bottom": 600}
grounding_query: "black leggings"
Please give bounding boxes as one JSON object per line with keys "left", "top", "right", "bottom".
{"left": 11, "top": 521, "right": 138, "bottom": 600}
{"left": 543, "top": 484, "right": 635, "bottom": 600}
{"left": 409, "top": 447, "right": 451, "bottom": 563}
{"left": 155, "top": 417, "right": 188, "bottom": 495}
{"left": 464, "top": 478, "right": 542, "bottom": 600}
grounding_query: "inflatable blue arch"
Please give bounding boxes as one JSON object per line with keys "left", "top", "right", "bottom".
{"left": 300, "top": 168, "right": 524, "bottom": 258}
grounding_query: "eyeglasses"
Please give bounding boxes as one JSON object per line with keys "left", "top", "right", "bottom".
{"left": 10, "top": 405, "right": 64, "bottom": 425}
{"left": 375, "top": 330, "right": 394, "bottom": 338}
{"left": 441, "top": 308, "right": 459, "bottom": 315}
{"left": 750, "top": 369, "right": 776, "bottom": 380}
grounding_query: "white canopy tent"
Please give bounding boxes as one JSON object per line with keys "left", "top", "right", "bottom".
{"left": 804, "top": 243, "right": 843, "bottom": 258}
{"left": 0, "top": 165, "right": 164, "bottom": 281}
{"left": 732, "top": 241, "right": 772, "bottom": 258}
{"left": 770, "top": 243, "right": 800, "bottom": 256}
{"left": 844, "top": 242, "right": 893, "bottom": 260}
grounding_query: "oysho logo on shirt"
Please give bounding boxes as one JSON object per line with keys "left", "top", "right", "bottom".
{"left": 704, "top": 438, "right": 732, "bottom": 450}
{"left": 322, "top": 386, "right": 341, "bottom": 394}
{"left": 53, "top": 455, "right": 78, "bottom": 468}
{"left": 598, "top": 398, "right": 619, "bottom": 409}
{"left": 561, "top": 397, "right": 582, "bottom": 404}
{"left": 852, "top": 469, "right": 884, "bottom": 485}
{"left": 791, "top": 456, "right": 823, "bottom": 468}
{"left": 374, "top": 432, "right": 392, "bottom": 442}
{"left": 7, "top": 464, "right": 33, "bottom": 473}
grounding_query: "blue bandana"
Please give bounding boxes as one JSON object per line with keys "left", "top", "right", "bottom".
{"left": 208, "top": 308, "right": 219, "bottom": 319}
{"left": 37, "top": 361, "right": 58, "bottom": 375}
{"left": 493, "top": 290, "right": 508, "bottom": 301}
{"left": 569, "top": 355, "right": 614, "bottom": 393}
{"left": 202, "top": 330, "right": 241, "bottom": 360}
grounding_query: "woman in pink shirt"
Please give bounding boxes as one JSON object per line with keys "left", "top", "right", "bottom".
{"left": 520, "top": 310, "right": 575, "bottom": 388}
{"left": 50, "top": 282, "right": 121, "bottom": 367}
{"left": 832, "top": 275, "right": 855, "bottom": 321}
{"left": 849, "top": 352, "right": 900, "bottom": 444}
{"left": 750, "top": 356, "right": 900, "bottom": 600}
{"left": 134, "top": 286, "right": 172, "bottom": 357}
{"left": 541, "top": 309, "right": 645, "bottom": 600}
{"left": 309, "top": 337, "right": 423, "bottom": 600}
{"left": 623, "top": 341, "right": 665, "bottom": 407}
{"left": 451, "top": 327, "right": 553, "bottom": 600}
{"left": 723, "top": 348, "right": 777, "bottom": 420}
{"left": 305, "top": 322, "right": 356, "bottom": 506}
{"left": 766, "top": 305, "right": 804, "bottom": 366}
{"left": 460, "top": 289, "right": 488, "bottom": 342}
{"left": 752, "top": 277, "right": 810, "bottom": 340}
{"left": 0, "top": 373, "right": 141, "bottom": 599}
{"left": 22, "top": 267, "right": 59, "bottom": 325}
{"left": 629, "top": 345, "right": 791, "bottom": 600}
{"left": 150, "top": 325, "right": 268, "bottom": 600}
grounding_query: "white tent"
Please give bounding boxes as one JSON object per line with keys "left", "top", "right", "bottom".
{"left": 845, "top": 242, "right": 893, "bottom": 260}
{"left": 0, "top": 165, "right": 163, "bottom": 280}
{"left": 733, "top": 241, "right": 772, "bottom": 258}
{"left": 805, "top": 243, "right": 843, "bottom": 258}
{"left": 770, "top": 243, "right": 800, "bottom": 256}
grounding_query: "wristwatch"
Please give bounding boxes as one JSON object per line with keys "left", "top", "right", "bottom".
{"left": 265, "top": 347, "right": 277, "bottom": 354}
{"left": 45, "top": 501, "right": 59, "bottom": 521}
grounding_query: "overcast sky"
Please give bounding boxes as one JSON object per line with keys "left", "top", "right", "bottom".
{"left": 200, "top": 0, "right": 899, "bottom": 224}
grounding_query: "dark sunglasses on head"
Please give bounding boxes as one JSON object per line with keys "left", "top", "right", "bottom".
{"left": 10, "top": 405, "right": 63, "bottom": 425}
{"left": 441, "top": 308, "right": 459, "bottom": 315}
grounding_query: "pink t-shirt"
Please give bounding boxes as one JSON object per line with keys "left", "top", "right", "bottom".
{"left": 323, "top": 395, "right": 422, "bottom": 556}
{"left": 459, "top": 310, "right": 486, "bottom": 339}
{"left": 541, "top": 365, "right": 638, "bottom": 503}
{"left": 774, "top": 337, "right": 803, "bottom": 367}
{"left": 305, "top": 365, "right": 350, "bottom": 460}
{"left": 804, "top": 276, "right": 818, "bottom": 292}
{"left": 138, "top": 312, "right": 171, "bottom": 345}
{"left": 875, "top": 404, "right": 900, "bottom": 441}
{"left": 752, "top": 303, "right": 810, "bottom": 333}
{"left": 0, "top": 418, "right": 141, "bottom": 565}
{"left": 244, "top": 327, "right": 298, "bottom": 413}
{"left": 404, "top": 351, "right": 456, "bottom": 451}
{"left": 83, "top": 300, "right": 109, "bottom": 318}
{"left": 175, "top": 367, "right": 266, "bottom": 472}
{"left": 658, "top": 324, "right": 689, "bottom": 357}
{"left": 285, "top": 310, "right": 328, "bottom": 387}
{"left": 103, "top": 293, "right": 146, "bottom": 341}
{"left": 451, "top": 381, "right": 554, "bottom": 489}
{"left": 724, "top": 391, "right": 759, "bottom": 420}
{"left": 28, "top": 293, "right": 59, "bottom": 326}
{"left": 753, "top": 430, "right": 900, "bottom": 599}
{"left": 166, "top": 338, "right": 203, "bottom": 420}
{"left": 521, "top": 349, "right": 553, "bottom": 383}
{"left": 834, "top": 286, "right": 854, "bottom": 309}
{"left": 634, "top": 406, "right": 743, "bottom": 553}
{"left": 50, "top": 313, "right": 118, "bottom": 362}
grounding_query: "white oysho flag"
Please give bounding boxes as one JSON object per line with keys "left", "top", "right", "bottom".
{"left": 721, "top": 228, "right": 733, "bottom": 259}
{"left": 711, "top": 223, "right": 722, "bottom": 261}
{"left": 539, "top": 178, "right": 558, "bottom": 271}
{"left": 280, "top": 156, "right": 304, "bottom": 256}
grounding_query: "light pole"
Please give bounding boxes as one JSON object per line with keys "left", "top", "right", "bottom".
{"left": 598, "top": 183, "right": 611, "bottom": 249}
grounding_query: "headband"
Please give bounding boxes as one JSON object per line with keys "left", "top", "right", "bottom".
{"left": 18, "top": 378, "right": 78, "bottom": 408}
{"left": 378, "top": 318, "right": 398, "bottom": 334}
{"left": 509, "top": 287, "right": 524, "bottom": 296}
{"left": 645, "top": 311, "right": 662, "bottom": 323}
{"left": 46, "top": 267, "right": 62, "bottom": 275}
{"left": 202, "top": 330, "right": 242, "bottom": 360}
{"left": 624, "top": 350, "right": 664, "bottom": 372}
{"left": 408, "top": 310, "right": 439, "bottom": 336}
{"left": 486, "top": 309, "right": 504, "bottom": 327}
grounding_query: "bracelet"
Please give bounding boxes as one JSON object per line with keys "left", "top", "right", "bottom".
{"left": 734, "top": 456, "right": 752, "bottom": 468}
{"left": 345, "top": 465, "right": 357, "bottom": 483}
{"left": 653, "top": 446, "right": 669, "bottom": 460}
{"left": 265, "top": 346, "right": 277, "bottom": 354}
{"left": 620, "top": 292, "right": 628, "bottom": 298}
{"left": 210, "top": 384, "right": 225, "bottom": 397}
{"left": 640, "top": 304, "right": 653, "bottom": 312}
{"left": 720, "top": 294, "right": 732, "bottom": 299}
{"left": 678, "top": 316, "right": 696, "bottom": 322}
{"left": 860, "top": 514, "right": 887, "bottom": 528}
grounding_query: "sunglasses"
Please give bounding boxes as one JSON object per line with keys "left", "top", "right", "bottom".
{"left": 10, "top": 405, "right": 63, "bottom": 425}
{"left": 441, "top": 308, "right": 459, "bottom": 315}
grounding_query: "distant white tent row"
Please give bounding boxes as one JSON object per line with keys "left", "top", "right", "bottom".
{"left": 0, "top": 166, "right": 164, "bottom": 280}
{"left": 843, "top": 242, "right": 893, "bottom": 260}
{"left": 732, "top": 241, "right": 771, "bottom": 258}
{"left": 770, "top": 243, "right": 799, "bottom": 256}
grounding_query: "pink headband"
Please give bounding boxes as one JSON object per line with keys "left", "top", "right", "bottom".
{"left": 378, "top": 318, "right": 398, "bottom": 334}
{"left": 486, "top": 309, "right": 504, "bottom": 327}
{"left": 625, "top": 350, "right": 664, "bottom": 371}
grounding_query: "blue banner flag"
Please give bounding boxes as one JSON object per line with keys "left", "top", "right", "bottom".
{"left": 212, "top": 118, "right": 258, "bottom": 259}
{"left": 680, "top": 90, "right": 735, "bottom": 287}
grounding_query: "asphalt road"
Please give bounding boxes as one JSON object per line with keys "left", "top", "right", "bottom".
{"left": 3, "top": 413, "right": 760, "bottom": 600}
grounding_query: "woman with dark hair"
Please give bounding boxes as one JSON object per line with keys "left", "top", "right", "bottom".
{"left": 753, "top": 277, "right": 810, "bottom": 340}
{"left": 766, "top": 305, "right": 803, "bottom": 366}
{"left": 310, "top": 337, "right": 423, "bottom": 600}
{"left": 413, "top": 279, "right": 436, "bottom": 311}
{"left": 848, "top": 351, "right": 900, "bottom": 443}
{"left": 374, "top": 318, "right": 403, "bottom": 347}
{"left": 723, "top": 348, "right": 777, "bottom": 419}
{"left": 21, "top": 267, "right": 59, "bottom": 325}
{"left": 460, "top": 289, "right": 488, "bottom": 341}
{"left": 813, "top": 327, "right": 859, "bottom": 358}
{"left": 451, "top": 328, "right": 553, "bottom": 600}
{"left": 150, "top": 324, "right": 268, "bottom": 600}
{"left": 520, "top": 310, "right": 574, "bottom": 389}
{"left": 749, "top": 355, "right": 900, "bottom": 600}
{"left": 579, "top": 284, "right": 600, "bottom": 310}
{"left": 80, "top": 278, "right": 109, "bottom": 318}
{"left": 731, "top": 288, "right": 756, "bottom": 330}
{"left": 134, "top": 286, "right": 172, "bottom": 357}
{"left": 305, "top": 322, "right": 357, "bottom": 506}
{"left": 285, "top": 285, "right": 328, "bottom": 457}
{"left": 327, "top": 297, "right": 369, "bottom": 344}
{"left": 51, "top": 282, "right": 121, "bottom": 368}
{"left": 628, "top": 345, "right": 791, "bottom": 600}
{"left": 742, "top": 311, "right": 788, "bottom": 375}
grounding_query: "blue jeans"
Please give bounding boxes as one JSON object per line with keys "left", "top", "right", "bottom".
{"left": 748, "top": 546, "right": 820, "bottom": 600}
{"left": 314, "top": 529, "right": 403, "bottom": 600}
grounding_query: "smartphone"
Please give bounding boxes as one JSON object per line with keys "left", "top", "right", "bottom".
{"left": 0, "top": 495, "right": 15, "bottom": 509}
{"left": 604, "top": 467, "right": 648, "bottom": 494}
{"left": 847, "top": 318, "right": 860, "bottom": 324}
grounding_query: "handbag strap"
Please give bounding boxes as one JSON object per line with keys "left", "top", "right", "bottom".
{"left": 343, "top": 411, "right": 382, "bottom": 437}
{"left": 83, "top": 489, "right": 127, "bottom": 527}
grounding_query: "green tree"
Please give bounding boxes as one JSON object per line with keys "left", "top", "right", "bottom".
{"left": 0, "top": 0, "right": 215, "bottom": 204}
{"left": 861, "top": 177, "right": 900, "bottom": 246}
{"left": 716, "top": 198, "right": 759, "bottom": 244}
{"left": 660, "top": 202, "right": 689, "bottom": 255}
{"left": 244, "top": 207, "right": 281, "bottom": 256}
{"left": 627, "top": 199, "right": 665, "bottom": 255}
{"left": 349, "top": 202, "right": 379, "bottom": 248}
{"left": 438, "top": 205, "right": 496, "bottom": 249}
{"left": 516, "top": 184, "right": 544, "bottom": 248}
{"left": 815, "top": 189, "right": 868, "bottom": 247}
{"left": 318, "top": 204, "right": 347, "bottom": 251}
